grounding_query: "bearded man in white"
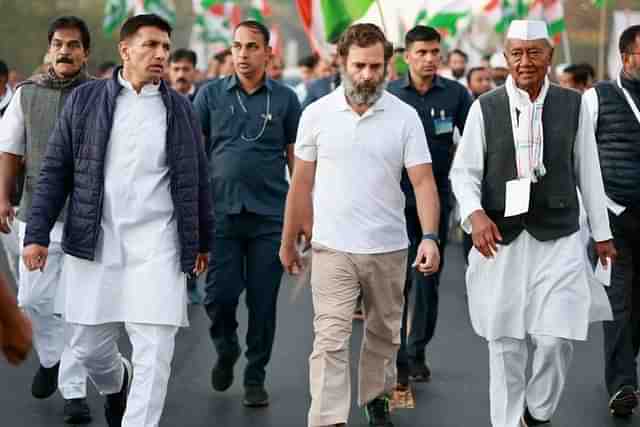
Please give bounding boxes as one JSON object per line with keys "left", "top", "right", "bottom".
{"left": 450, "top": 20, "right": 616, "bottom": 427}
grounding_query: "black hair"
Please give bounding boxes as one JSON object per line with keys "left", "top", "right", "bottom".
{"left": 234, "top": 20, "right": 270, "bottom": 46}
{"left": 298, "top": 54, "right": 319, "bottom": 69}
{"left": 0, "top": 60, "right": 8, "bottom": 78}
{"left": 563, "top": 63, "right": 595, "bottom": 87}
{"left": 448, "top": 48, "right": 468, "bottom": 62}
{"left": 48, "top": 16, "right": 91, "bottom": 51}
{"left": 405, "top": 25, "right": 441, "bottom": 49}
{"left": 467, "top": 66, "right": 489, "bottom": 84}
{"left": 170, "top": 48, "right": 197, "bottom": 67}
{"left": 119, "top": 14, "right": 172, "bottom": 42}
{"left": 619, "top": 25, "right": 640, "bottom": 54}
{"left": 213, "top": 48, "right": 232, "bottom": 63}
{"left": 97, "top": 61, "right": 116, "bottom": 74}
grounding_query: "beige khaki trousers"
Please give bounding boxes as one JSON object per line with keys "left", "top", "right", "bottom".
{"left": 308, "top": 244, "right": 407, "bottom": 427}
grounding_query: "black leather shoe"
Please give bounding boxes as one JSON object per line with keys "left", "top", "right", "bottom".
{"left": 32, "top": 362, "right": 60, "bottom": 399}
{"left": 520, "top": 407, "right": 550, "bottom": 426}
{"left": 365, "top": 396, "right": 393, "bottom": 426}
{"left": 408, "top": 359, "right": 431, "bottom": 382}
{"left": 104, "top": 358, "right": 132, "bottom": 427}
{"left": 609, "top": 385, "right": 638, "bottom": 417}
{"left": 64, "top": 398, "right": 92, "bottom": 424}
{"left": 243, "top": 385, "right": 270, "bottom": 407}
{"left": 211, "top": 342, "right": 241, "bottom": 392}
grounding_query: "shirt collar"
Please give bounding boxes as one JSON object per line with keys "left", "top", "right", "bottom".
{"left": 225, "top": 73, "right": 272, "bottom": 93}
{"left": 401, "top": 73, "right": 445, "bottom": 91}
{"left": 117, "top": 71, "right": 160, "bottom": 96}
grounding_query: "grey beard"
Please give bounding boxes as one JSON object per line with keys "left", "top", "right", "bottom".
{"left": 341, "top": 68, "right": 387, "bottom": 107}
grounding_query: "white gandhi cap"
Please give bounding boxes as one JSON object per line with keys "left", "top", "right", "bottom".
{"left": 506, "top": 20, "right": 550, "bottom": 41}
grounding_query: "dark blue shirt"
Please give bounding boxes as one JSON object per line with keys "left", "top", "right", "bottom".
{"left": 301, "top": 74, "right": 340, "bottom": 110}
{"left": 194, "top": 75, "right": 301, "bottom": 218}
{"left": 388, "top": 74, "right": 472, "bottom": 204}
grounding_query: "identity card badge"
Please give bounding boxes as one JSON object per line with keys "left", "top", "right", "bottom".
{"left": 504, "top": 178, "right": 531, "bottom": 217}
{"left": 433, "top": 109, "right": 454, "bottom": 135}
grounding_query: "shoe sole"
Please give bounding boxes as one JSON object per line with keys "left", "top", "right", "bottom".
{"left": 64, "top": 414, "right": 92, "bottom": 425}
{"left": 242, "top": 398, "right": 269, "bottom": 408}
{"left": 609, "top": 392, "right": 638, "bottom": 417}
{"left": 408, "top": 374, "right": 431, "bottom": 383}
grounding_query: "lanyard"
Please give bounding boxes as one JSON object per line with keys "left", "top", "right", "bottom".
{"left": 616, "top": 74, "right": 640, "bottom": 126}
{"left": 235, "top": 89, "right": 272, "bottom": 142}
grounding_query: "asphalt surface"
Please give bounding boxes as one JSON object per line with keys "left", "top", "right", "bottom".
{"left": 1, "top": 242, "right": 639, "bottom": 427}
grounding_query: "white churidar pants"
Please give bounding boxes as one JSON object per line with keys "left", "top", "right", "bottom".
{"left": 18, "top": 222, "right": 87, "bottom": 399}
{"left": 489, "top": 335, "right": 574, "bottom": 427}
{"left": 69, "top": 322, "right": 178, "bottom": 427}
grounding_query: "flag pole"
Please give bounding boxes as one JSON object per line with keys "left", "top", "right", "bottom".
{"left": 597, "top": 1, "right": 608, "bottom": 80}
{"left": 375, "top": 0, "right": 388, "bottom": 34}
{"left": 561, "top": 30, "right": 572, "bottom": 64}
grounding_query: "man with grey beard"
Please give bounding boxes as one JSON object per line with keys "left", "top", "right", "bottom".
{"left": 280, "top": 23, "right": 441, "bottom": 427}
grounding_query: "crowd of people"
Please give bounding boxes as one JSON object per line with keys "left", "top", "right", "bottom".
{"left": 0, "top": 11, "right": 638, "bottom": 427}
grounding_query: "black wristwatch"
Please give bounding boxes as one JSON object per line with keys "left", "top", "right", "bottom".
{"left": 422, "top": 233, "right": 440, "bottom": 245}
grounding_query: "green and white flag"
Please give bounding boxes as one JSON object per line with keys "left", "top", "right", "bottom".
{"left": 134, "top": 0, "right": 177, "bottom": 26}
{"left": 104, "top": 0, "right": 134, "bottom": 34}
{"left": 296, "top": 0, "right": 376, "bottom": 48}
{"left": 414, "top": 1, "right": 471, "bottom": 37}
{"left": 248, "top": 0, "right": 273, "bottom": 23}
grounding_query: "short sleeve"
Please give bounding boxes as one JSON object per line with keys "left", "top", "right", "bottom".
{"left": 403, "top": 110, "right": 432, "bottom": 168}
{"left": 193, "top": 86, "right": 212, "bottom": 139}
{"left": 293, "top": 108, "right": 317, "bottom": 162}
{"left": 0, "top": 87, "right": 26, "bottom": 156}
{"left": 283, "top": 89, "right": 302, "bottom": 145}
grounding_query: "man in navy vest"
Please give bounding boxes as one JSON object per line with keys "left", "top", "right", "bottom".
{"left": 584, "top": 24, "right": 640, "bottom": 418}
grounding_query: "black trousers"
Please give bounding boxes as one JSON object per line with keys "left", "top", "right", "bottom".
{"left": 204, "top": 211, "right": 283, "bottom": 386}
{"left": 603, "top": 208, "right": 640, "bottom": 395}
{"left": 397, "top": 193, "right": 450, "bottom": 375}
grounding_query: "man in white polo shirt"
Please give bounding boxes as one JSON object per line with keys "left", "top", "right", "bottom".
{"left": 280, "top": 23, "right": 441, "bottom": 427}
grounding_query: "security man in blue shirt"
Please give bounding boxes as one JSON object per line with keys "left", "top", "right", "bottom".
{"left": 194, "top": 20, "right": 301, "bottom": 407}
{"left": 387, "top": 25, "right": 472, "bottom": 385}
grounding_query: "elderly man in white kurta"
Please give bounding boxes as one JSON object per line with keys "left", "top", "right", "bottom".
{"left": 22, "top": 15, "right": 212, "bottom": 427}
{"left": 450, "top": 20, "right": 616, "bottom": 427}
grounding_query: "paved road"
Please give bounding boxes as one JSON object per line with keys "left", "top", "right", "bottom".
{"left": 1, "top": 243, "right": 639, "bottom": 426}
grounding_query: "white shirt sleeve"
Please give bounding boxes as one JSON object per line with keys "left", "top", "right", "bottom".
{"left": 450, "top": 100, "right": 486, "bottom": 234}
{"left": 582, "top": 88, "right": 599, "bottom": 134}
{"left": 0, "top": 87, "right": 25, "bottom": 156}
{"left": 575, "top": 96, "right": 613, "bottom": 242}
{"left": 582, "top": 87, "right": 626, "bottom": 216}
{"left": 294, "top": 108, "right": 317, "bottom": 162}
{"left": 403, "top": 110, "right": 432, "bottom": 168}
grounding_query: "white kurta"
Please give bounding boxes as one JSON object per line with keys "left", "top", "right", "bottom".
{"left": 61, "top": 74, "right": 188, "bottom": 327}
{"left": 451, "top": 90, "right": 613, "bottom": 341}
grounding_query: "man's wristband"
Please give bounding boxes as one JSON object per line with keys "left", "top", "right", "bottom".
{"left": 422, "top": 233, "right": 440, "bottom": 245}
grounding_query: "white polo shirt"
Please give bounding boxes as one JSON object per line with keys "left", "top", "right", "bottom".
{"left": 295, "top": 86, "right": 431, "bottom": 254}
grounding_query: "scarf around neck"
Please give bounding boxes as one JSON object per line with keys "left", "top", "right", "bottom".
{"left": 25, "top": 65, "right": 91, "bottom": 91}
{"left": 505, "top": 75, "right": 550, "bottom": 183}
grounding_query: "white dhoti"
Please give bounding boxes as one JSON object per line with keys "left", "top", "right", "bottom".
{"left": 489, "top": 335, "right": 573, "bottom": 427}
{"left": 466, "top": 230, "right": 611, "bottom": 341}
{"left": 69, "top": 322, "right": 178, "bottom": 427}
{"left": 17, "top": 221, "right": 87, "bottom": 399}
{"left": 466, "top": 231, "right": 612, "bottom": 426}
